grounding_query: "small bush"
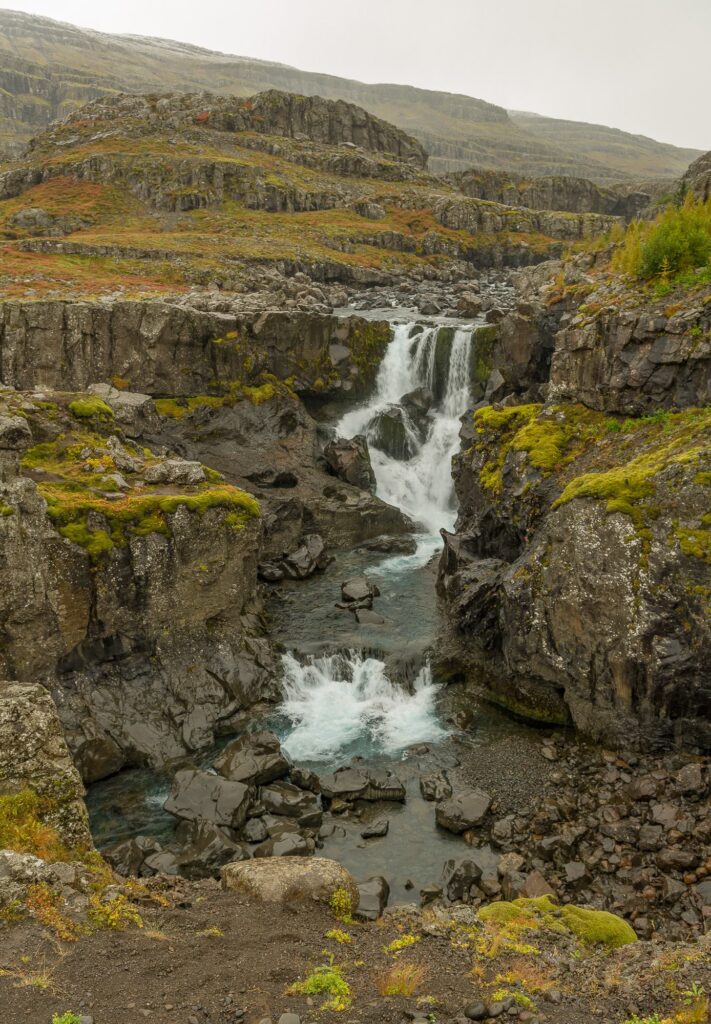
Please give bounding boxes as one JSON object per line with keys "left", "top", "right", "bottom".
{"left": 52, "top": 1014, "right": 82, "bottom": 1024}
{"left": 613, "top": 196, "right": 711, "bottom": 281}
{"left": 325, "top": 928, "right": 352, "bottom": 944}
{"left": 329, "top": 887, "right": 355, "bottom": 924}
{"left": 0, "top": 789, "right": 70, "bottom": 862}
{"left": 88, "top": 892, "right": 143, "bottom": 931}
{"left": 383, "top": 933, "right": 420, "bottom": 954}
{"left": 376, "top": 962, "right": 426, "bottom": 997}
{"left": 288, "top": 959, "right": 351, "bottom": 1011}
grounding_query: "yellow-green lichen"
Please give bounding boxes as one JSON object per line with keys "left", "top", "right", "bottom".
{"left": 68, "top": 397, "right": 114, "bottom": 421}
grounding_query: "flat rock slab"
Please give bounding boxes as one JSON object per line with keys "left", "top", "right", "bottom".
{"left": 221, "top": 856, "right": 358, "bottom": 905}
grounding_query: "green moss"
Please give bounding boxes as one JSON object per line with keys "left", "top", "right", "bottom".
{"left": 0, "top": 503, "right": 14, "bottom": 516}
{"left": 68, "top": 397, "right": 114, "bottom": 421}
{"left": 478, "top": 896, "right": 636, "bottom": 949}
{"left": 288, "top": 961, "right": 351, "bottom": 1012}
{"left": 59, "top": 521, "right": 115, "bottom": 560}
{"left": 675, "top": 526, "right": 711, "bottom": 563}
{"left": 346, "top": 320, "right": 391, "bottom": 393}
{"left": 0, "top": 789, "right": 73, "bottom": 862}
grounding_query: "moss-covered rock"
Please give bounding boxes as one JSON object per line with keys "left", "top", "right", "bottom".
{"left": 478, "top": 896, "right": 637, "bottom": 949}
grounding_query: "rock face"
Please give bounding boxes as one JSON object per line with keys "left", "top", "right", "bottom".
{"left": 0, "top": 680, "right": 92, "bottom": 849}
{"left": 221, "top": 856, "right": 358, "bottom": 905}
{"left": 322, "top": 435, "right": 376, "bottom": 492}
{"left": 438, "top": 401, "right": 711, "bottom": 751}
{"left": 0, "top": 300, "right": 390, "bottom": 400}
{"left": 682, "top": 149, "right": 711, "bottom": 202}
{"left": 0, "top": 388, "right": 273, "bottom": 783}
{"left": 448, "top": 167, "right": 649, "bottom": 220}
{"left": 551, "top": 299, "right": 711, "bottom": 414}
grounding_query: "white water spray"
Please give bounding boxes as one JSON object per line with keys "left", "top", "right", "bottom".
{"left": 279, "top": 650, "right": 447, "bottom": 761}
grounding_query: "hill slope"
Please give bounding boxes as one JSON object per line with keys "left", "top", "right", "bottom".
{"left": 0, "top": 8, "right": 702, "bottom": 181}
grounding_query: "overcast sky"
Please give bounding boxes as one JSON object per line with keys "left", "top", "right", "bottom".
{"left": 5, "top": 0, "right": 710, "bottom": 150}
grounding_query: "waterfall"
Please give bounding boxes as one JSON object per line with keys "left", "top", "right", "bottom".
{"left": 274, "top": 319, "right": 473, "bottom": 763}
{"left": 337, "top": 322, "right": 474, "bottom": 538}
{"left": 278, "top": 650, "right": 448, "bottom": 762}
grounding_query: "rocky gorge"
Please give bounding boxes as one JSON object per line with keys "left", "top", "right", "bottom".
{"left": 0, "top": 82, "right": 709, "bottom": 1024}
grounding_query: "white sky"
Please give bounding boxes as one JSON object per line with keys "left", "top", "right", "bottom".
{"left": 4, "top": 0, "right": 710, "bottom": 150}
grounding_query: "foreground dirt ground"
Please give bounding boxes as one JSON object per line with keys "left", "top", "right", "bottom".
{"left": 2, "top": 879, "right": 709, "bottom": 1024}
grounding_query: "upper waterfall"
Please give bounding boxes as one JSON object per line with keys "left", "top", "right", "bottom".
{"left": 336, "top": 321, "right": 475, "bottom": 538}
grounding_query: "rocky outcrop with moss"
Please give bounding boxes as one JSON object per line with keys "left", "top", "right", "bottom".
{"left": 0, "top": 386, "right": 274, "bottom": 782}
{"left": 438, "top": 403, "right": 711, "bottom": 750}
{"left": 0, "top": 300, "right": 390, "bottom": 400}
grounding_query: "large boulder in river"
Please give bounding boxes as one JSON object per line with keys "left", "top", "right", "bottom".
{"left": 436, "top": 788, "right": 492, "bottom": 833}
{"left": 323, "top": 435, "right": 376, "bottom": 493}
{"left": 221, "top": 856, "right": 358, "bottom": 905}
{"left": 164, "top": 769, "right": 252, "bottom": 830}
{"left": 260, "top": 781, "right": 322, "bottom": 827}
{"left": 367, "top": 406, "right": 417, "bottom": 459}
{"left": 214, "top": 731, "right": 290, "bottom": 786}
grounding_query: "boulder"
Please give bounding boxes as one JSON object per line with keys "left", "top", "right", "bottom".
{"left": 367, "top": 406, "right": 417, "bottom": 460}
{"left": 174, "top": 820, "right": 250, "bottom": 879}
{"left": 323, "top": 436, "right": 376, "bottom": 493}
{"left": 104, "top": 835, "right": 163, "bottom": 876}
{"left": 420, "top": 772, "right": 453, "bottom": 802}
{"left": 436, "top": 788, "right": 492, "bottom": 834}
{"left": 360, "top": 818, "right": 389, "bottom": 839}
{"left": 221, "top": 856, "right": 358, "bottom": 905}
{"left": 144, "top": 458, "right": 206, "bottom": 485}
{"left": 259, "top": 781, "right": 322, "bottom": 827}
{"left": 441, "top": 857, "right": 483, "bottom": 902}
{"left": 355, "top": 876, "right": 390, "bottom": 919}
{"left": 340, "top": 576, "right": 380, "bottom": 605}
{"left": 164, "top": 769, "right": 252, "bottom": 830}
{"left": 214, "top": 731, "right": 290, "bottom": 786}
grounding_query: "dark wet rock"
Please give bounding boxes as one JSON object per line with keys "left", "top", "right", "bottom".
{"left": 214, "top": 731, "right": 290, "bottom": 786}
{"left": 164, "top": 769, "right": 252, "bottom": 830}
{"left": 262, "top": 534, "right": 331, "bottom": 582}
{"left": 464, "top": 1003, "right": 488, "bottom": 1021}
{"left": 253, "top": 832, "right": 313, "bottom": 858}
{"left": 290, "top": 767, "right": 321, "bottom": 793}
{"left": 104, "top": 835, "right": 162, "bottom": 877}
{"left": 319, "top": 764, "right": 405, "bottom": 802}
{"left": 259, "top": 781, "right": 322, "bottom": 827}
{"left": 355, "top": 608, "right": 392, "bottom": 626}
{"left": 360, "top": 818, "right": 389, "bottom": 839}
{"left": 323, "top": 435, "right": 376, "bottom": 492}
{"left": 340, "top": 575, "right": 380, "bottom": 606}
{"left": 420, "top": 772, "right": 453, "bottom": 802}
{"left": 355, "top": 875, "right": 390, "bottom": 920}
{"left": 436, "top": 788, "right": 492, "bottom": 833}
{"left": 367, "top": 406, "right": 418, "bottom": 459}
{"left": 142, "top": 850, "right": 181, "bottom": 876}
{"left": 441, "top": 857, "right": 483, "bottom": 902}
{"left": 174, "top": 820, "right": 250, "bottom": 879}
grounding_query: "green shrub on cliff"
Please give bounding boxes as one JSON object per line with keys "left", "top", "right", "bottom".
{"left": 612, "top": 195, "right": 711, "bottom": 281}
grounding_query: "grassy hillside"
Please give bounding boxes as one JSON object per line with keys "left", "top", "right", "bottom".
{"left": 0, "top": 9, "right": 701, "bottom": 181}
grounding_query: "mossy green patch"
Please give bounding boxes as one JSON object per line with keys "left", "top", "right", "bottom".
{"left": 0, "top": 789, "right": 73, "bottom": 863}
{"left": 0, "top": 503, "right": 14, "bottom": 516}
{"left": 68, "top": 397, "right": 114, "bottom": 421}
{"left": 478, "top": 896, "right": 636, "bottom": 949}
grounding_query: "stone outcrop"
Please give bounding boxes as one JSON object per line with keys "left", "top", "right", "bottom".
{"left": 550, "top": 296, "right": 711, "bottom": 414}
{"left": 0, "top": 680, "right": 92, "bottom": 849}
{"left": 0, "top": 387, "right": 274, "bottom": 783}
{"left": 0, "top": 300, "right": 391, "bottom": 400}
{"left": 438, "top": 402, "right": 711, "bottom": 751}
{"left": 447, "top": 167, "right": 649, "bottom": 221}
{"left": 682, "top": 149, "right": 711, "bottom": 203}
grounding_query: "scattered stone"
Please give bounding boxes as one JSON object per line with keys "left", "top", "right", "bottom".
{"left": 360, "top": 818, "right": 389, "bottom": 838}
{"left": 221, "top": 857, "right": 358, "bottom": 905}
{"left": 355, "top": 876, "right": 390, "bottom": 920}
{"left": 436, "top": 788, "right": 492, "bottom": 833}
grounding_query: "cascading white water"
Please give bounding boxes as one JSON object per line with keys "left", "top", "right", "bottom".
{"left": 276, "top": 319, "right": 474, "bottom": 761}
{"left": 337, "top": 321, "right": 474, "bottom": 538}
{"left": 279, "top": 650, "right": 448, "bottom": 761}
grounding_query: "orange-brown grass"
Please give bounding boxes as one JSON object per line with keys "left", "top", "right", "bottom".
{"left": 375, "top": 962, "right": 427, "bottom": 998}
{"left": 0, "top": 790, "right": 72, "bottom": 863}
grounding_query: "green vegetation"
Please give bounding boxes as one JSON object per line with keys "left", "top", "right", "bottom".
{"left": 0, "top": 789, "right": 73, "bottom": 863}
{"left": 52, "top": 1014, "right": 83, "bottom": 1024}
{"left": 68, "top": 397, "right": 114, "bottom": 421}
{"left": 384, "top": 933, "right": 421, "bottom": 954}
{"left": 0, "top": 503, "right": 14, "bottom": 516}
{"left": 288, "top": 958, "right": 352, "bottom": 1011}
{"left": 478, "top": 896, "right": 637, "bottom": 949}
{"left": 329, "top": 887, "right": 355, "bottom": 924}
{"left": 612, "top": 196, "right": 711, "bottom": 281}
{"left": 325, "top": 928, "right": 352, "bottom": 944}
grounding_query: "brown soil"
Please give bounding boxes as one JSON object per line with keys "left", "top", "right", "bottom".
{"left": 2, "top": 879, "right": 709, "bottom": 1024}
